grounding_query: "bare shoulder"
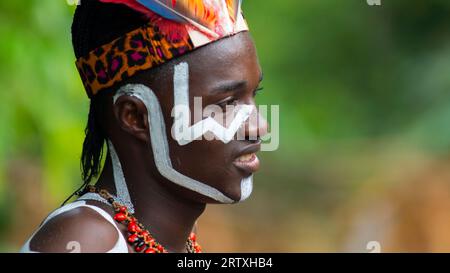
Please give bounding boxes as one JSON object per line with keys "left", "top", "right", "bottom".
{"left": 28, "top": 204, "right": 120, "bottom": 253}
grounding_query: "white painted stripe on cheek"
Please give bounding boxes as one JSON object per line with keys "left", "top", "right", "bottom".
{"left": 114, "top": 83, "right": 235, "bottom": 203}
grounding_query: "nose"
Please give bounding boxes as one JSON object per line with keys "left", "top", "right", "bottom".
{"left": 245, "top": 106, "right": 268, "bottom": 141}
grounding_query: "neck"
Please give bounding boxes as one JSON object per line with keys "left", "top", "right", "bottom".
{"left": 96, "top": 150, "right": 206, "bottom": 253}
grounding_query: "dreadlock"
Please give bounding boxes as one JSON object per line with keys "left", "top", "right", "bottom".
{"left": 62, "top": 0, "right": 148, "bottom": 204}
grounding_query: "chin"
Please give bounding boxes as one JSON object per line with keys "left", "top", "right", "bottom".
{"left": 218, "top": 175, "right": 254, "bottom": 203}
{"left": 238, "top": 175, "right": 253, "bottom": 202}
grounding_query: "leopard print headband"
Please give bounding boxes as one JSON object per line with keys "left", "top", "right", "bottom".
{"left": 76, "top": 11, "right": 248, "bottom": 98}
{"left": 76, "top": 23, "right": 194, "bottom": 98}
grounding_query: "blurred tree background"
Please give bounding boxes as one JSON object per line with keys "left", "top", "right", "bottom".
{"left": 1, "top": 0, "right": 450, "bottom": 252}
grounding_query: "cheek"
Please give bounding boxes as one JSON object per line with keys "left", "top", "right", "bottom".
{"left": 169, "top": 139, "right": 240, "bottom": 181}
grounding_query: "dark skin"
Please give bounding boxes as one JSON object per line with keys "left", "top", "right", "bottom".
{"left": 29, "top": 32, "right": 268, "bottom": 253}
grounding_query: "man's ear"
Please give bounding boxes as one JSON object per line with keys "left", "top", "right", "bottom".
{"left": 113, "top": 95, "right": 149, "bottom": 142}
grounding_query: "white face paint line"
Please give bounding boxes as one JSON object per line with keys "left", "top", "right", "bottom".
{"left": 107, "top": 140, "right": 135, "bottom": 214}
{"left": 76, "top": 142, "right": 135, "bottom": 211}
{"left": 172, "top": 62, "right": 254, "bottom": 146}
{"left": 114, "top": 84, "right": 236, "bottom": 204}
{"left": 111, "top": 61, "right": 255, "bottom": 203}
{"left": 240, "top": 175, "right": 253, "bottom": 202}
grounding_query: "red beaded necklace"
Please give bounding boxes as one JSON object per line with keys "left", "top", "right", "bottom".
{"left": 86, "top": 185, "right": 201, "bottom": 253}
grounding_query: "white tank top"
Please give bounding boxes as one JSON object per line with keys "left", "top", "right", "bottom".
{"left": 20, "top": 194, "right": 129, "bottom": 253}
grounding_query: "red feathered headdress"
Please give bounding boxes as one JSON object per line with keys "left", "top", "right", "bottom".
{"left": 76, "top": 0, "right": 248, "bottom": 97}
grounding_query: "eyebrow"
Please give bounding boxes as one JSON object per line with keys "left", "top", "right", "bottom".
{"left": 211, "top": 72, "right": 264, "bottom": 95}
{"left": 211, "top": 80, "right": 248, "bottom": 95}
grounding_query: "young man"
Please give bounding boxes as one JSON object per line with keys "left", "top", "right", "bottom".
{"left": 21, "top": 0, "right": 267, "bottom": 253}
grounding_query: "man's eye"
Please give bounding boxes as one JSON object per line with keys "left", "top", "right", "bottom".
{"left": 217, "top": 97, "right": 237, "bottom": 109}
{"left": 253, "top": 86, "right": 264, "bottom": 97}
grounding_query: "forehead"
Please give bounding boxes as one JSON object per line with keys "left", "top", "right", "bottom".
{"left": 185, "top": 32, "right": 261, "bottom": 96}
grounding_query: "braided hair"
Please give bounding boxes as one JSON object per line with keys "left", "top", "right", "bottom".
{"left": 68, "top": 0, "right": 148, "bottom": 200}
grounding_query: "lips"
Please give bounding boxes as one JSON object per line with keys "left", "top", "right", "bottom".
{"left": 233, "top": 142, "right": 261, "bottom": 174}
{"left": 233, "top": 153, "right": 260, "bottom": 174}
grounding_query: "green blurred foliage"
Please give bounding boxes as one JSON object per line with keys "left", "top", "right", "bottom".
{"left": 0, "top": 0, "right": 449, "bottom": 251}
{"left": 244, "top": 0, "right": 450, "bottom": 152}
